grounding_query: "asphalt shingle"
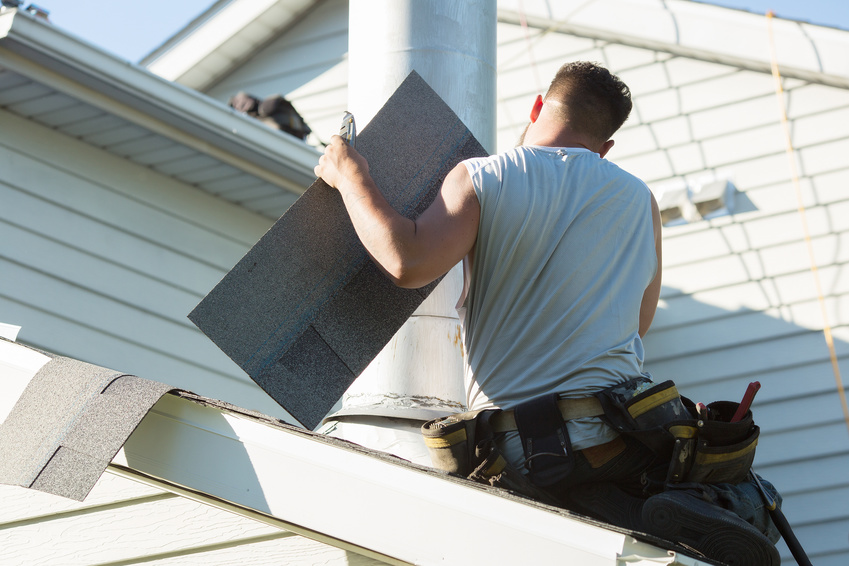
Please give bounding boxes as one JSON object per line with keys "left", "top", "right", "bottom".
{"left": 189, "top": 71, "right": 487, "bottom": 429}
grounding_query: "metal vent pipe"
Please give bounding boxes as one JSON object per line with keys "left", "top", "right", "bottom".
{"left": 320, "top": 0, "right": 496, "bottom": 465}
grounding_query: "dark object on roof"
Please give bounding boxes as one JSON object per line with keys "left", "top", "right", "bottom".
{"left": 228, "top": 91, "right": 311, "bottom": 140}
{"left": 0, "top": 341, "right": 173, "bottom": 501}
{"left": 190, "top": 71, "right": 487, "bottom": 429}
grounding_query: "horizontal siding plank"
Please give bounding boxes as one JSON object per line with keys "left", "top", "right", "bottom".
{"left": 0, "top": 185, "right": 225, "bottom": 295}
{"left": 0, "top": 496, "right": 284, "bottom": 566}
{"left": 0, "top": 222, "right": 203, "bottom": 324}
{"left": 780, "top": 518, "right": 849, "bottom": 561}
{"left": 779, "top": 485, "right": 849, "bottom": 525}
{"left": 662, "top": 201, "right": 849, "bottom": 269}
{"left": 647, "top": 331, "right": 849, "bottom": 387}
{"left": 0, "top": 144, "right": 253, "bottom": 269}
{"left": 756, "top": 422, "right": 849, "bottom": 466}
{"left": 0, "top": 298, "right": 293, "bottom": 422}
{"left": 0, "top": 109, "right": 270, "bottom": 246}
{"left": 0, "top": 474, "right": 166, "bottom": 524}
{"left": 668, "top": 357, "right": 847, "bottom": 407}
{"left": 125, "top": 535, "right": 387, "bottom": 566}
{"left": 756, "top": 453, "right": 849, "bottom": 497}
{"left": 0, "top": 258, "right": 224, "bottom": 369}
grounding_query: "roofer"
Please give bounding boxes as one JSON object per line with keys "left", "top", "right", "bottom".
{"left": 316, "top": 61, "right": 782, "bottom": 566}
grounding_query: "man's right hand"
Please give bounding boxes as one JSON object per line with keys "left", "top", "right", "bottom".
{"left": 315, "top": 135, "right": 370, "bottom": 194}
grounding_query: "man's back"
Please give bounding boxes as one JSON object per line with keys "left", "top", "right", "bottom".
{"left": 460, "top": 145, "right": 656, "bottom": 449}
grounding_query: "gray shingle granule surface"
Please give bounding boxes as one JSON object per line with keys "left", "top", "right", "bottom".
{"left": 0, "top": 344, "right": 173, "bottom": 501}
{"left": 189, "top": 71, "right": 487, "bottom": 429}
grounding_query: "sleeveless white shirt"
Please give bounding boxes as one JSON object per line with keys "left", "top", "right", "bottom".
{"left": 460, "top": 146, "right": 656, "bottom": 449}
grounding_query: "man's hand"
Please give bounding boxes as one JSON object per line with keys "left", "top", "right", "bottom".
{"left": 314, "top": 135, "right": 370, "bottom": 192}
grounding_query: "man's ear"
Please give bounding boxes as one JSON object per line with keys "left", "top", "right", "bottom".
{"left": 599, "top": 139, "right": 615, "bottom": 158}
{"left": 530, "top": 95, "right": 543, "bottom": 123}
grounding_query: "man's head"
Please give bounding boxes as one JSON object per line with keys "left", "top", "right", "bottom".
{"left": 529, "top": 61, "right": 632, "bottom": 150}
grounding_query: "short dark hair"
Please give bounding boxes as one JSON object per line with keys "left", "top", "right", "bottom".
{"left": 545, "top": 61, "right": 632, "bottom": 144}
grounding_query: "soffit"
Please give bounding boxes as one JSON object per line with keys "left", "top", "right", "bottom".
{"left": 0, "top": 9, "right": 320, "bottom": 220}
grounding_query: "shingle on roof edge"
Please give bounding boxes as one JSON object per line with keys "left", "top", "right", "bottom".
{"left": 0, "top": 338, "right": 175, "bottom": 501}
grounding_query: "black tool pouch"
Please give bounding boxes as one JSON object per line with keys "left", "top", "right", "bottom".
{"left": 513, "top": 393, "right": 574, "bottom": 487}
{"left": 597, "top": 378, "right": 689, "bottom": 461}
{"left": 596, "top": 378, "right": 758, "bottom": 486}
{"left": 421, "top": 408, "right": 491, "bottom": 476}
{"left": 666, "top": 400, "right": 759, "bottom": 485}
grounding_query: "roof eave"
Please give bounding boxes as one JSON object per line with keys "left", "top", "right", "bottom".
{"left": 0, "top": 9, "right": 319, "bottom": 194}
{"left": 499, "top": 0, "right": 849, "bottom": 88}
{"left": 141, "top": 0, "right": 320, "bottom": 91}
{"left": 112, "top": 392, "right": 708, "bottom": 566}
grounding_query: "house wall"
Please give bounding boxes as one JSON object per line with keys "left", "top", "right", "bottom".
{"left": 0, "top": 107, "right": 295, "bottom": 420}
{"left": 501, "top": 34, "right": 849, "bottom": 566}
{"left": 205, "top": 0, "right": 349, "bottom": 147}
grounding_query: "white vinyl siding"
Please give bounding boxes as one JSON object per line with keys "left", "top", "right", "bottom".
{"left": 0, "top": 107, "right": 294, "bottom": 421}
{"left": 0, "top": 473, "right": 385, "bottom": 566}
{"left": 491, "top": 14, "right": 849, "bottom": 565}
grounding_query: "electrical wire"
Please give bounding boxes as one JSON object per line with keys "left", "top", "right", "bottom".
{"left": 765, "top": 11, "right": 849, "bottom": 436}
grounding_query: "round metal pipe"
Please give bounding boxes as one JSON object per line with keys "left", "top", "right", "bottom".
{"left": 322, "top": 0, "right": 495, "bottom": 464}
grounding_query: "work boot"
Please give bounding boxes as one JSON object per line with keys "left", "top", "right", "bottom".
{"left": 564, "top": 482, "right": 646, "bottom": 531}
{"left": 641, "top": 490, "right": 780, "bottom": 566}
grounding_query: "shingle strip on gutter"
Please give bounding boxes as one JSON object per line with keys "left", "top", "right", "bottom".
{"left": 0, "top": 339, "right": 173, "bottom": 501}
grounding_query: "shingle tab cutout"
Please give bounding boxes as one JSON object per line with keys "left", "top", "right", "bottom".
{"left": 189, "top": 71, "right": 487, "bottom": 429}
{"left": 0, "top": 343, "right": 173, "bottom": 501}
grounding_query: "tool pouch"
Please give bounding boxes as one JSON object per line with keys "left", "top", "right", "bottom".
{"left": 666, "top": 399, "right": 759, "bottom": 485}
{"left": 421, "top": 409, "right": 490, "bottom": 476}
{"left": 514, "top": 393, "right": 575, "bottom": 487}
{"left": 422, "top": 409, "right": 561, "bottom": 506}
{"left": 597, "top": 379, "right": 758, "bottom": 486}
{"left": 596, "top": 378, "right": 690, "bottom": 460}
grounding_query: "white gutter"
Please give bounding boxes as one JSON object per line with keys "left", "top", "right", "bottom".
{"left": 0, "top": 9, "right": 319, "bottom": 194}
{"left": 111, "top": 392, "right": 706, "bottom": 566}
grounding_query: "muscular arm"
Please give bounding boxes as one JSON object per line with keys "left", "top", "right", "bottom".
{"left": 639, "top": 193, "right": 663, "bottom": 337}
{"left": 315, "top": 136, "right": 480, "bottom": 289}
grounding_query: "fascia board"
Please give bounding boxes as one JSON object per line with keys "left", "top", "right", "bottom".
{"left": 142, "top": 0, "right": 318, "bottom": 90}
{"left": 498, "top": 0, "right": 849, "bottom": 88}
{"left": 113, "top": 393, "right": 706, "bottom": 566}
{"left": 0, "top": 10, "right": 319, "bottom": 194}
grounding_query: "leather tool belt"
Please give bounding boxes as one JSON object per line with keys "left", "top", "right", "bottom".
{"left": 423, "top": 377, "right": 759, "bottom": 491}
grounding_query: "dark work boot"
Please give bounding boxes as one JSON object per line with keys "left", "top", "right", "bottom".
{"left": 641, "top": 490, "right": 780, "bottom": 566}
{"left": 565, "top": 482, "right": 646, "bottom": 531}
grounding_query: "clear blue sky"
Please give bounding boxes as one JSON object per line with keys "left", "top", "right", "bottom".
{"left": 39, "top": 0, "right": 849, "bottom": 63}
